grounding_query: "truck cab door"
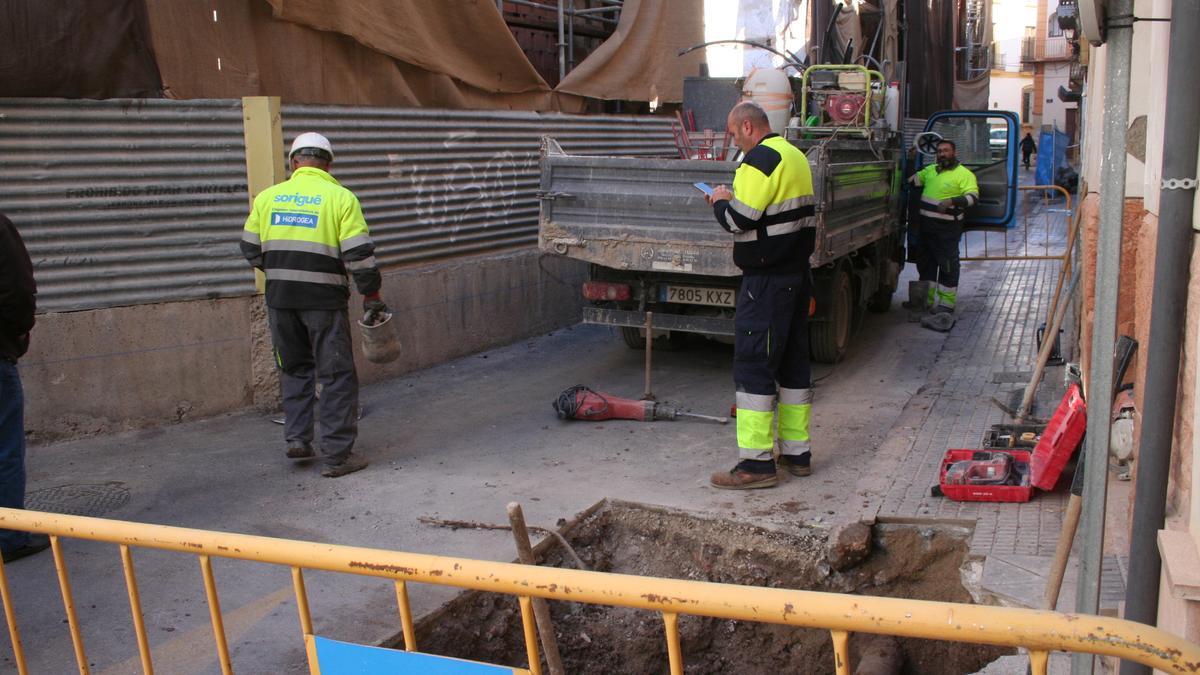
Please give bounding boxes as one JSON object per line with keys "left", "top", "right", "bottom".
{"left": 918, "top": 110, "right": 1020, "bottom": 230}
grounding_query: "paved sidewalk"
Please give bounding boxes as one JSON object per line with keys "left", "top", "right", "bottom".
{"left": 857, "top": 188, "right": 1129, "bottom": 614}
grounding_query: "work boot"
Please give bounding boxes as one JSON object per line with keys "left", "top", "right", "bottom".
{"left": 321, "top": 454, "right": 369, "bottom": 478}
{"left": 2, "top": 534, "right": 50, "bottom": 563}
{"left": 777, "top": 452, "right": 812, "bottom": 477}
{"left": 920, "top": 312, "right": 956, "bottom": 333}
{"left": 710, "top": 461, "right": 778, "bottom": 490}
{"left": 286, "top": 442, "right": 315, "bottom": 460}
{"left": 901, "top": 281, "right": 932, "bottom": 311}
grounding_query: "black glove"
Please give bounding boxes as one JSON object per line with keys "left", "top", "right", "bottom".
{"left": 362, "top": 293, "right": 389, "bottom": 326}
{"left": 363, "top": 293, "right": 388, "bottom": 314}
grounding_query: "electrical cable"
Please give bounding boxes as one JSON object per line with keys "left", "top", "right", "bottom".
{"left": 553, "top": 385, "right": 607, "bottom": 419}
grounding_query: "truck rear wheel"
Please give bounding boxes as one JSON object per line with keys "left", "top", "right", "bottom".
{"left": 810, "top": 268, "right": 852, "bottom": 363}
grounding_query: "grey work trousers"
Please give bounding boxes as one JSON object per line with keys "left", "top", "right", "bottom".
{"left": 268, "top": 307, "right": 358, "bottom": 463}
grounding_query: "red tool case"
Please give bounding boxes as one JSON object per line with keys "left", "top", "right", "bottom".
{"left": 1030, "top": 383, "right": 1087, "bottom": 490}
{"left": 938, "top": 449, "right": 1034, "bottom": 502}
{"left": 937, "top": 384, "right": 1087, "bottom": 503}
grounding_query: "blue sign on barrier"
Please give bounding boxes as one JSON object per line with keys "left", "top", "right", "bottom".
{"left": 310, "top": 635, "right": 528, "bottom": 674}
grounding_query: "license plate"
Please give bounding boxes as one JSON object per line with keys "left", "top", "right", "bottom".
{"left": 662, "top": 285, "right": 735, "bottom": 307}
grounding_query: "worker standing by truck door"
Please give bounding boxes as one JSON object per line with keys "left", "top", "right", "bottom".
{"left": 241, "top": 133, "right": 384, "bottom": 478}
{"left": 706, "top": 102, "right": 817, "bottom": 490}
{"left": 907, "top": 139, "right": 979, "bottom": 332}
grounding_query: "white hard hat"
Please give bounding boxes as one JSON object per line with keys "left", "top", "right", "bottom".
{"left": 289, "top": 132, "right": 334, "bottom": 161}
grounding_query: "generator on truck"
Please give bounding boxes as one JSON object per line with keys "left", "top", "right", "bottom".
{"left": 538, "top": 61, "right": 1019, "bottom": 363}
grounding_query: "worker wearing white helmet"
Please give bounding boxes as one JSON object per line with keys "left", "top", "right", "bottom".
{"left": 240, "top": 132, "right": 384, "bottom": 477}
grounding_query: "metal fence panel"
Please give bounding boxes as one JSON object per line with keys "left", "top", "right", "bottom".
{"left": 280, "top": 105, "right": 676, "bottom": 270}
{"left": 0, "top": 98, "right": 252, "bottom": 313}
{"left": 1, "top": 99, "right": 675, "bottom": 312}
{"left": 902, "top": 117, "right": 928, "bottom": 153}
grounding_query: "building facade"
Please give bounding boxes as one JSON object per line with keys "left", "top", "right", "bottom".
{"left": 1076, "top": 0, "right": 1199, "bottom": 647}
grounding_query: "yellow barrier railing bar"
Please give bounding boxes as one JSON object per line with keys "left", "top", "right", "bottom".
{"left": 291, "top": 567, "right": 319, "bottom": 675}
{"left": 517, "top": 595, "right": 542, "bottom": 675}
{"left": 832, "top": 629, "right": 851, "bottom": 675}
{"left": 394, "top": 579, "right": 417, "bottom": 651}
{"left": 51, "top": 535, "right": 90, "bottom": 674}
{"left": 662, "top": 611, "right": 682, "bottom": 675}
{"left": 119, "top": 545, "right": 154, "bottom": 675}
{"left": 0, "top": 550, "right": 29, "bottom": 675}
{"left": 199, "top": 555, "right": 233, "bottom": 675}
{"left": 1, "top": 508, "right": 1198, "bottom": 674}
{"left": 302, "top": 633, "right": 320, "bottom": 671}
{"left": 1031, "top": 649, "right": 1050, "bottom": 674}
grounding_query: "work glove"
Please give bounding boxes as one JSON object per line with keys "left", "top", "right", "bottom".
{"left": 362, "top": 293, "right": 389, "bottom": 326}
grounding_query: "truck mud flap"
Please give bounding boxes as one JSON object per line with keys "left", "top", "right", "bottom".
{"left": 809, "top": 269, "right": 837, "bottom": 323}
{"left": 583, "top": 308, "right": 735, "bottom": 336}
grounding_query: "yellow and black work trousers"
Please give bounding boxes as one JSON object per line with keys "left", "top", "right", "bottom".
{"left": 733, "top": 272, "right": 813, "bottom": 468}
{"left": 912, "top": 217, "right": 961, "bottom": 312}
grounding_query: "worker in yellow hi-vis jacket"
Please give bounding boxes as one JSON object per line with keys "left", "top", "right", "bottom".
{"left": 907, "top": 139, "right": 979, "bottom": 332}
{"left": 705, "top": 101, "right": 818, "bottom": 490}
{"left": 240, "top": 133, "right": 383, "bottom": 478}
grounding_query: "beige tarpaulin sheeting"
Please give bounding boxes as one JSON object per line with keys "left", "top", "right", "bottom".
{"left": 144, "top": 0, "right": 583, "bottom": 110}
{"left": 953, "top": 76, "right": 990, "bottom": 110}
{"left": 555, "top": 0, "right": 705, "bottom": 103}
{"left": 833, "top": 0, "right": 863, "bottom": 64}
{"left": 880, "top": 0, "right": 900, "bottom": 83}
{"left": 264, "top": 0, "right": 550, "bottom": 96}
{"left": 953, "top": 0, "right": 992, "bottom": 110}
{"left": 145, "top": 0, "right": 702, "bottom": 109}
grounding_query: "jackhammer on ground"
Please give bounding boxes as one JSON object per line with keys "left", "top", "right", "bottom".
{"left": 553, "top": 385, "right": 728, "bottom": 424}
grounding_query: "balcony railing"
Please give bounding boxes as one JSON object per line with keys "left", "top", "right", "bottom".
{"left": 1070, "top": 60, "right": 1087, "bottom": 84}
{"left": 1021, "top": 36, "right": 1073, "bottom": 62}
{"left": 993, "top": 51, "right": 1035, "bottom": 73}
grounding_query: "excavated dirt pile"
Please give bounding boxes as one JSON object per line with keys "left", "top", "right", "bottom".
{"left": 406, "top": 501, "right": 1011, "bottom": 674}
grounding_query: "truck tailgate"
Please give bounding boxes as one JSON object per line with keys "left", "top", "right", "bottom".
{"left": 538, "top": 153, "right": 742, "bottom": 278}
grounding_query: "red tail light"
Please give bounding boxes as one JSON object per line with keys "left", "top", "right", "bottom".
{"left": 809, "top": 297, "right": 817, "bottom": 317}
{"left": 582, "top": 281, "right": 631, "bottom": 301}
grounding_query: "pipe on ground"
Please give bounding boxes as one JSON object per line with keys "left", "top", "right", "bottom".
{"left": 1119, "top": 2, "right": 1200, "bottom": 674}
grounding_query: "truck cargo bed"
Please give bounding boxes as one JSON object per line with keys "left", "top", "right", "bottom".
{"left": 537, "top": 145, "right": 898, "bottom": 274}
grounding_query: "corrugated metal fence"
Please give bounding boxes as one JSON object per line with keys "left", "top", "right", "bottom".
{"left": 0, "top": 99, "right": 674, "bottom": 312}
{"left": 280, "top": 105, "right": 675, "bottom": 270}
{"left": 902, "top": 116, "right": 928, "bottom": 153}
{"left": 0, "top": 99, "right": 251, "bottom": 312}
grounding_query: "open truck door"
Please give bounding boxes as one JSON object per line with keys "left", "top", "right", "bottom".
{"left": 915, "top": 111, "right": 1020, "bottom": 230}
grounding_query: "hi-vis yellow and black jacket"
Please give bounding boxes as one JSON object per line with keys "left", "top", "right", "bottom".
{"left": 241, "top": 167, "right": 381, "bottom": 310}
{"left": 914, "top": 162, "right": 979, "bottom": 223}
{"left": 712, "top": 134, "right": 817, "bottom": 275}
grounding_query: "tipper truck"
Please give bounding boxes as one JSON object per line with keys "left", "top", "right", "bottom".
{"left": 538, "top": 63, "right": 1019, "bottom": 362}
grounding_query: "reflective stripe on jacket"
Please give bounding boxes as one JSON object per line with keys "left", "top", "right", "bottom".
{"left": 241, "top": 167, "right": 381, "bottom": 310}
{"left": 915, "top": 163, "right": 979, "bottom": 223}
{"left": 712, "top": 134, "right": 817, "bottom": 275}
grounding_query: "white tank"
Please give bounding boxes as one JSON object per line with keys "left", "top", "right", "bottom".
{"left": 742, "top": 68, "right": 793, "bottom": 136}
{"left": 884, "top": 82, "right": 900, "bottom": 131}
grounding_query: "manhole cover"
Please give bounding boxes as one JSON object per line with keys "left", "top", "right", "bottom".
{"left": 25, "top": 482, "right": 130, "bottom": 517}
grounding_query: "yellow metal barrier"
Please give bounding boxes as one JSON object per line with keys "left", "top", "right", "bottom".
{"left": 1, "top": 507, "right": 1198, "bottom": 674}
{"left": 960, "top": 184, "right": 1075, "bottom": 261}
